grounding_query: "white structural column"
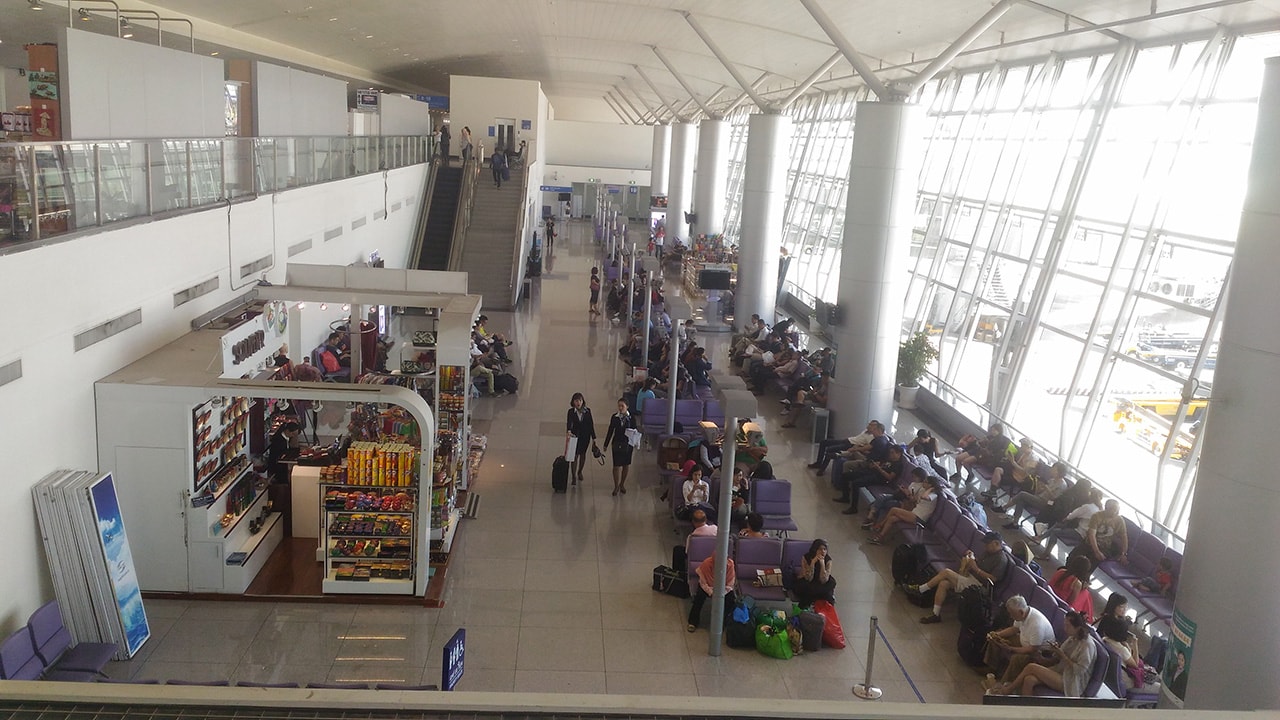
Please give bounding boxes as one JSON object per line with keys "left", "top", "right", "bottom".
{"left": 666, "top": 121, "right": 698, "bottom": 243}
{"left": 736, "top": 113, "right": 792, "bottom": 329}
{"left": 828, "top": 101, "right": 924, "bottom": 438}
{"left": 650, "top": 124, "right": 671, "bottom": 197}
{"left": 693, "top": 118, "right": 730, "bottom": 237}
{"left": 1167, "top": 56, "right": 1280, "bottom": 712}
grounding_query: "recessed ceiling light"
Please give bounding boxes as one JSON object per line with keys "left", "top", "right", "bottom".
{"left": 210, "top": 51, "right": 219, "bottom": 56}
{"left": 77, "top": 8, "right": 91, "bottom": 21}
{"left": 365, "top": 34, "right": 374, "bottom": 39}
{"left": 328, "top": 16, "right": 338, "bottom": 21}
{"left": 28, "top": 0, "right": 43, "bottom": 11}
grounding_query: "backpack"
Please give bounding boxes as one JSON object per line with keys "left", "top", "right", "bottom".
{"left": 891, "top": 543, "right": 928, "bottom": 585}
{"left": 957, "top": 582, "right": 994, "bottom": 630}
{"left": 957, "top": 493, "right": 988, "bottom": 528}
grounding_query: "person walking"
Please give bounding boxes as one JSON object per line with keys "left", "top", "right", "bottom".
{"left": 602, "top": 397, "right": 638, "bottom": 496}
{"left": 589, "top": 268, "right": 602, "bottom": 318}
{"left": 438, "top": 123, "right": 451, "bottom": 165}
{"left": 460, "top": 126, "right": 473, "bottom": 165}
{"left": 491, "top": 146, "right": 507, "bottom": 188}
{"left": 565, "top": 393, "right": 596, "bottom": 486}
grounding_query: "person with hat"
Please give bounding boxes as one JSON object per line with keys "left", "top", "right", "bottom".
{"left": 905, "top": 530, "right": 1010, "bottom": 624}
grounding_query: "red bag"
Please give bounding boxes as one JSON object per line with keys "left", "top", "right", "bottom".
{"left": 319, "top": 350, "right": 340, "bottom": 373}
{"left": 812, "top": 600, "right": 847, "bottom": 649}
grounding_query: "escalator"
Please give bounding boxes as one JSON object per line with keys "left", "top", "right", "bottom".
{"left": 415, "top": 166, "right": 463, "bottom": 270}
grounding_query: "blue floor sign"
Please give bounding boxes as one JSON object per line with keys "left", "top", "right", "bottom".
{"left": 442, "top": 628, "right": 465, "bottom": 691}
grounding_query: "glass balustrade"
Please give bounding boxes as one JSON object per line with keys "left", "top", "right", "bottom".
{"left": 0, "top": 134, "right": 429, "bottom": 250}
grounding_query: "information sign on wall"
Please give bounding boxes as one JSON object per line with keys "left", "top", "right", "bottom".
{"left": 356, "top": 90, "right": 379, "bottom": 111}
{"left": 521, "top": 119, "right": 532, "bottom": 130}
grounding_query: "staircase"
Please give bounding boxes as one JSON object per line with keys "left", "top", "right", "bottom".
{"left": 416, "top": 166, "right": 463, "bottom": 270}
{"left": 459, "top": 178, "right": 522, "bottom": 309}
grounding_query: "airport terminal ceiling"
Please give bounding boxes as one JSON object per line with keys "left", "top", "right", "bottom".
{"left": 3, "top": 1, "right": 1280, "bottom": 102}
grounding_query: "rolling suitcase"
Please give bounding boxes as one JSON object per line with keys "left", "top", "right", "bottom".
{"left": 552, "top": 455, "right": 570, "bottom": 493}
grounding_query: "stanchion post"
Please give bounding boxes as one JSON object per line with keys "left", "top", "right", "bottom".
{"left": 706, "top": 388, "right": 758, "bottom": 657}
{"left": 853, "top": 616, "right": 883, "bottom": 699}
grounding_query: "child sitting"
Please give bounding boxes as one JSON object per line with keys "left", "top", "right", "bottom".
{"left": 1134, "top": 557, "right": 1176, "bottom": 598}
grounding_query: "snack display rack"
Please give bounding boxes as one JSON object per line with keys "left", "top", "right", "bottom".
{"left": 321, "top": 476, "right": 418, "bottom": 594}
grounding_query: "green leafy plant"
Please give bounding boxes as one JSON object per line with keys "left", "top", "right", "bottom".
{"left": 896, "top": 331, "right": 940, "bottom": 387}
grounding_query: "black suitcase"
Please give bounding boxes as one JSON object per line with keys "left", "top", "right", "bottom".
{"left": 495, "top": 372, "right": 519, "bottom": 394}
{"left": 892, "top": 542, "right": 928, "bottom": 585}
{"left": 957, "top": 623, "right": 989, "bottom": 666}
{"left": 651, "top": 565, "right": 689, "bottom": 598}
{"left": 552, "top": 455, "right": 570, "bottom": 493}
{"left": 725, "top": 621, "right": 756, "bottom": 648}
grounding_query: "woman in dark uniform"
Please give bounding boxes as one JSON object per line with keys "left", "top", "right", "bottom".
{"left": 565, "top": 393, "right": 596, "bottom": 486}
{"left": 266, "top": 421, "right": 301, "bottom": 485}
{"left": 602, "top": 398, "right": 638, "bottom": 496}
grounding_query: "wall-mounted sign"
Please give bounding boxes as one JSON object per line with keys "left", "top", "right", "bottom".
{"left": 521, "top": 119, "right": 532, "bottom": 130}
{"left": 540, "top": 185, "right": 572, "bottom": 193}
{"left": 356, "top": 90, "right": 379, "bottom": 111}
{"left": 606, "top": 186, "right": 621, "bottom": 194}
{"left": 488, "top": 126, "right": 496, "bottom": 137}
{"left": 415, "top": 94, "right": 450, "bottom": 110}
{"left": 629, "top": 186, "right": 638, "bottom": 194}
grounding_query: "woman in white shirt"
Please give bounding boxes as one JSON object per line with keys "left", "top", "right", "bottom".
{"left": 868, "top": 471, "right": 942, "bottom": 545}
{"left": 677, "top": 466, "right": 716, "bottom": 523}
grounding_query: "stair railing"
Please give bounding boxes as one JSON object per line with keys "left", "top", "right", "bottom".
{"left": 446, "top": 144, "right": 481, "bottom": 272}
{"left": 407, "top": 157, "right": 440, "bottom": 270}
{"left": 507, "top": 142, "right": 534, "bottom": 308}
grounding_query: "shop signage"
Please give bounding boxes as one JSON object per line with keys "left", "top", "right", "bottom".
{"left": 606, "top": 186, "right": 621, "bottom": 194}
{"left": 441, "top": 628, "right": 465, "bottom": 691}
{"left": 540, "top": 185, "right": 572, "bottom": 193}
{"left": 356, "top": 90, "right": 379, "bottom": 111}
{"left": 521, "top": 119, "right": 532, "bottom": 130}
{"left": 629, "top": 186, "right": 638, "bottom": 194}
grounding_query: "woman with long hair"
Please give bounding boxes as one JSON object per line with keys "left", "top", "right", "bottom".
{"left": 990, "top": 611, "right": 1096, "bottom": 697}
{"left": 1049, "top": 554, "right": 1095, "bottom": 622}
{"left": 791, "top": 539, "right": 837, "bottom": 608}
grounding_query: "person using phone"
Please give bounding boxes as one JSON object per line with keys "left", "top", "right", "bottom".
{"left": 792, "top": 539, "right": 837, "bottom": 608}
{"left": 989, "top": 611, "right": 1096, "bottom": 697}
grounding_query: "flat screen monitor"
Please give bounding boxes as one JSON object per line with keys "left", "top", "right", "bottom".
{"left": 698, "top": 269, "right": 733, "bottom": 291}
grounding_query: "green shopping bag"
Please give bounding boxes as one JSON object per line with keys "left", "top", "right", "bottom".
{"left": 755, "top": 623, "right": 793, "bottom": 660}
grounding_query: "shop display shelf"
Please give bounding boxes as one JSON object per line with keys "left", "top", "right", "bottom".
{"left": 321, "top": 574, "right": 414, "bottom": 595}
{"left": 429, "top": 508, "right": 460, "bottom": 544}
{"left": 228, "top": 512, "right": 282, "bottom": 566}
{"left": 325, "top": 509, "right": 416, "bottom": 517}
{"left": 203, "top": 463, "right": 254, "bottom": 506}
{"left": 211, "top": 482, "right": 267, "bottom": 539}
{"left": 326, "top": 533, "right": 413, "bottom": 539}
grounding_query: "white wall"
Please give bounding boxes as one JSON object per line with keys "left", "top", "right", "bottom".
{"left": 547, "top": 95, "right": 621, "bottom": 123}
{"left": 254, "top": 61, "right": 348, "bottom": 137}
{"left": 545, "top": 119, "right": 653, "bottom": 170}
{"left": 0, "top": 164, "right": 428, "bottom": 635}
{"left": 60, "top": 27, "right": 224, "bottom": 139}
{"left": 542, "top": 165, "right": 651, "bottom": 188}
{"left": 449, "top": 75, "right": 543, "bottom": 158}
{"left": 379, "top": 93, "right": 433, "bottom": 136}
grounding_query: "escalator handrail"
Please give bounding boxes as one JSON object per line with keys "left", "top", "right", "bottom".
{"left": 407, "top": 157, "right": 440, "bottom": 270}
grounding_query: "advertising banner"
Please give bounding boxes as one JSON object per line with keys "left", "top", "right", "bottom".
{"left": 1162, "top": 608, "right": 1196, "bottom": 706}
{"left": 88, "top": 474, "right": 151, "bottom": 657}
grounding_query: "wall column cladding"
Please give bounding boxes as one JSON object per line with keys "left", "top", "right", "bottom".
{"left": 693, "top": 118, "right": 730, "bottom": 237}
{"left": 736, "top": 112, "right": 792, "bottom": 332}
{"left": 1169, "top": 55, "right": 1280, "bottom": 712}
{"left": 828, "top": 101, "right": 924, "bottom": 439}
{"left": 650, "top": 124, "right": 672, "bottom": 197}
{"left": 666, "top": 121, "right": 697, "bottom": 242}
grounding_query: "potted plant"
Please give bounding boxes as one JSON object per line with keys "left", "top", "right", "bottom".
{"left": 896, "top": 330, "right": 939, "bottom": 410}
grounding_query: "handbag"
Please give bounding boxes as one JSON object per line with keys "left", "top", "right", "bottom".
{"left": 651, "top": 565, "right": 689, "bottom": 598}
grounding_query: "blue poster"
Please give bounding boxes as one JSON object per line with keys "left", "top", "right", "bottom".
{"left": 89, "top": 474, "right": 150, "bottom": 657}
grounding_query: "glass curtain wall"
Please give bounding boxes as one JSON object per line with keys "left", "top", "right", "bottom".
{"left": 721, "top": 32, "right": 1279, "bottom": 539}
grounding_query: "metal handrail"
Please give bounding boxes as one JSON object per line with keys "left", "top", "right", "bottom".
{"left": 0, "top": 134, "right": 428, "bottom": 252}
{"left": 918, "top": 370, "right": 1188, "bottom": 549}
{"left": 446, "top": 148, "right": 481, "bottom": 272}
{"left": 406, "top": 157, "right": 440, "bottom": 270}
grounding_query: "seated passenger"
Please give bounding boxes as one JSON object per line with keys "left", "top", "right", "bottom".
{"left": 1001, "top": 460, "right": 1069, "bottom": 529}
{"left": 840, "top": 443, "right": 906, "bottom": 515}
{"left": 1049, "top": 554, "right": 1096, "bottom": 622}
{"left": 737, "top": 512, "right": 767, "bottom": 538}
{"left": 687, "top": 555, "right": 736, "bottom": 633}
{"left": 984, "top": 595, "right": 1056, "bottom": 685}
{"left": 1099, "top": 611, "right": 1161, "bottom": 694}
{"left": 905, "top": 427, "right": 950, "bottom": 478}
{"left": 791, "top": 539, "right": 837, "bottom": 609}
{"left": 957, "top": 423, "right": 1013, "bottom": 484}
{"left": 809, "top": 421, "right": 877, "bottom": 474}
{"left": 676, "top": 466, "right": 715, "bottom": 523}
{"left": 989, "top": 611, "right": 1096, "bottom": 698}
{"left": 867, "top": 468, "right": 941, "bottom": 540}
{"left": 987, "top": 436, "right": 1038, "bottom": 495}
{"left": 908, "top": 530, "right": 1009, "bottom": 624}
{"left": 1067, "top": 500, "right": 1129, "bottom": 568}
{"left": 1134, "top": 556, "right": 1177, "bottom": 598}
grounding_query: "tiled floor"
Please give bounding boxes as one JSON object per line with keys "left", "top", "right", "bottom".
{"left": 106, "top": 220, "right": 987, "bottom": 704}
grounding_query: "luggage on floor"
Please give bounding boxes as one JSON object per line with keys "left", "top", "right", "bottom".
{"left": 797, "top": 611, "right": 825, "bottom": 652}
{"left": 651, "top": 565, "right": 689, "bottom": 598}
{"left": 755, "top": 623, "right": 793, "bottom": 660}
{"left": 725, "top": 620, "right": 756, "bottom": 648}
{"left": 494, "top": 372, "right": 519, "bottom": 394}
{"left": 892, "top": 542, "right": 929, "bottom": 585}
{"left": 811, "top": 600, "right": 847, "bottom": 649}
{"left": 552, "top": 455, "right": 570, "bottom": 493}
{"left": 957, "top": 582, "right": 994, "bottom": 629}
{"left": 957, "top": 624, "right": 989, "bottom": 666}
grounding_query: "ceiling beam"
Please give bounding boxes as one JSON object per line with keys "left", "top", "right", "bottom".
{"left": 623, "top": 78, "right": 668, "bottom": 123}
{"left": 602, "top": 93, "right": 633, "bottom": 124}
{"left": 635, "top": 64, "right": 683, "bottom": 119}
{"left": 652, "top": 46, "right": 713, "bottom": 117}
{"left": 613, "top": 85, "right": 653, "bottom": 123}
{"left": 778, "top": 50, "right": 843, "bottom": 110}
{"left": 683, "top": 12, "right": 771, "bottom": 111}
{"left": 908, "top": 0, "right": 1019, "bottom": 94}
{"left": 717, "top": 71, "right": 771, "bottom": 117}
{"left": 797, "top": 0, "right": 890, "bottom": 100}
{"left": 1020, "top": 0, "right": 1130, "bottom": 42}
